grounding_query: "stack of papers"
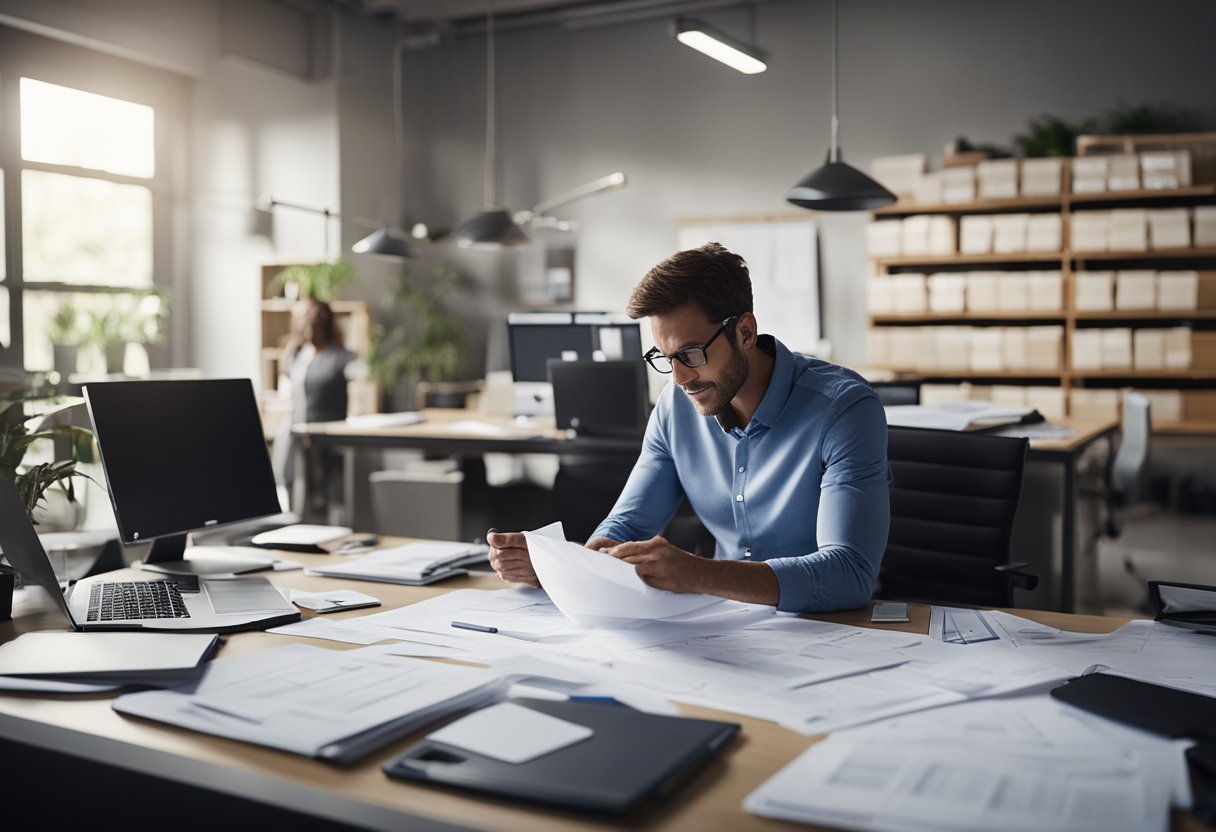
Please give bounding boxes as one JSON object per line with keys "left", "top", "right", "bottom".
{"left": 0, "top": 632, "right": 218, "bottom": 688}
{"left": 306, "top": 541, "right": 490, "bottom": 586}
{"left": 885, "top": 401, "right": 1040, "bottom": 431}
{"left": 112, "top": 643, "right": 503, "bottom": 763}
{"left": 344, "top": 411, "right": 424, "bottom": 429}
{"left": 250, "top": 524, "right": 353, "bottom": 552}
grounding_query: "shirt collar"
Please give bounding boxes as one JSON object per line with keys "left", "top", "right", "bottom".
{"left": 747, "top": 335, "right": 793, "bottom": 430}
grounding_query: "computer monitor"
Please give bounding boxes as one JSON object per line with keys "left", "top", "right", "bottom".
{"left": 548, "top": 359, "right": 649, "bottom": 438}
{"left": 83, "top": 378, "right": 285, "bottom": 575}
{"left": 508, "top": 312, "right": 643, "bottom": 383}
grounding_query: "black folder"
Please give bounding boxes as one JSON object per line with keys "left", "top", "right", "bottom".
{"left": 382, "top": 698, "right": 740, "bottom": 814}
{"left": 1049, "top": 672, "right": 1216, "bottom": 742}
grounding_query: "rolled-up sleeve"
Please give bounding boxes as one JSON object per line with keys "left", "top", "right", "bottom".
{"left": 765, "top": 394, "right": 891, "bottom": 613}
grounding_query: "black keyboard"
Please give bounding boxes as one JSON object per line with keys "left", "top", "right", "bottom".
{"left": 86, "top": 580, "right": 191, "bottom": 622}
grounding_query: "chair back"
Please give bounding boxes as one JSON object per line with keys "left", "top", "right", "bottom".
{"left": 1110, "top": 392, "right": 1151, "bottom": 505}
{"left": 879, "top": 426, "right": 1029, "bottom": 607}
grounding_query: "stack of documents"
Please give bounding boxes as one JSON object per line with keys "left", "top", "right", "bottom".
{"left": 745, "top": 694, "right": 1190, "bottom": 832}
{"left": 306, "top": 541, "right": 489, "bottom": 586}
{"left": 0, "top": 631, "right": 218, "bottom": 688}
{"left": 884, "top": 401, "right": 1039, "bottom": 432}
{"left": 112, "top": 643, "right": 503, "bottom": 763}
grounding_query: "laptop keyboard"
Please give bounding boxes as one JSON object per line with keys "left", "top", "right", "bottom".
{"left": 86, "top": 580, "right": 191, "bottom": 622}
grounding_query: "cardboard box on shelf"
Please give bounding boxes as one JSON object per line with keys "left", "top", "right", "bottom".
{"left": 1164, "top": 327, "right": 1192, "bottom": 369}
{"left": 1072, "top": 156, "right": 1109, "bottom": 194}
{"left": 866, "top": 220, "right": 903, "bottom": 258}
{"left": 959, "top": 214, "right": 994, "bottom": 254}
{"left": 1026, "top": 386, "right": 1066, "bottom": 421}
{"left": 867, "top": 328, "right": 892, "bottom": 366}
{"left": 977, "top": 159, "right": 1019, "bottom": 200}
{"left": 992, "top": 213, "right": 1030, "bottom": 254}
{"left": 1114, "top": 270, "right": 1157, "bottom": 310}
{"left": 1133, "top": 329, "right": 1166, "bottom": 370}
{"left": 934, "top": 327, "right": 971, "bottom": 370}
{"left": 892, "top": 274, "right": 928, "bottom": 314}
{"left": 1074, "top": 271, "right": 1115, "bottom": 311}
{"left": 927, "top": 215, "right": 956, "bottom": 255}
{"left": 1194, "top": 206, "right": 1216, "bottom": 247}
{"left": 1070, "top": 329, "right": 1103, "bottom": 370}
{"left": 1148, "top": 208, "right": 1191, "bottom": 249}
{"left": 866, "top": 278, "right": 898, "bottom": 315}
{"left": 912, "top": 171, "right": 943, "bottom": 204}
{"left": 1071, "top": 211, "right": 1109, "bottom": 252}
{"left": 1027, "top": 271, "right": 1064, "bottom": 312}
{"left": 965, "top": 271, "right": 1003, "bottom": 312}
{"left": 1026, "top": 213, "right": 1062, "bottom": 252}
{"left": 919, "top": 382, "right": 971, "bottom": 404}
{"left": 991, "top": 384, "right": 1029, "bottom": 407}
{"left": 1106, "top": 154, "right": 1140, "bottom": 191}
{"left": 889, "top": 328, "right": 925, "bottom": 371}
{"left": 927, "top": 273, "right": 966, "bottom": 314}
{"left": 1070, "top": 388, "right": 1120, "bottom": 421}
{"left": 942, "top": 165, "right": 976, "bottom": 203}
{"left": 1021, "top": 158, "right": 1064, "bottom": 196}
{"left": 901, "top": 215, "right": 933, "bottom": 255}
{"left": 870, "top": 154, "right": 927, "bottom": 198}
{"left": 1140, "top": 149, "right": 1192, "bottom": 190}
{"left": 1135, "top": 389, "right": 1183, "bottom": 423}
{"left": 1108, "top": 208, "right": 1149, "bottom": 251}
{"left": 1001, "top": 327, "right": 1028, "bottom": 369}
{"left": 1027, "top": 326, "right": 1064, "bottom": 371}
{"left": 997, "top": 273, "right": 1030, "bottom": 311}
{"left": 969, "top": 328, "right": 1004, "bottom": 372}
{"left": 1100, "top": 328, "right": 1133, "bottom": 369}
{"left": 1156, "top": 270, "right": 1199, "bottom": 310}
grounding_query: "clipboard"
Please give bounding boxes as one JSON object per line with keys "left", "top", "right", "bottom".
{"left": 382, "top": 698, "right": 740, "bottom": 814}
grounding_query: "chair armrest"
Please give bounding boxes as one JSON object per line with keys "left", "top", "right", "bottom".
{"left": 995, "top": 561, "right": 1039, "bottom": 591}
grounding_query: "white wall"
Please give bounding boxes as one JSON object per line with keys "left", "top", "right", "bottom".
{"left": 390, "top": 0, "right": 1216, "bottom": 367}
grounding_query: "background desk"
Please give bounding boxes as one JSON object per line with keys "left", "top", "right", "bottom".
{"left": 5, "top": 550, "right": 1192, "bottom": 832}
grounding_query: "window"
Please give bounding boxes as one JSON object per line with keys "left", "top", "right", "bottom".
{"left": 0, "top": 27, "right": 187, "bottom": 377}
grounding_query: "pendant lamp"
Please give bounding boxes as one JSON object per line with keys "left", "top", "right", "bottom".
{"left": 455, "top": 0, "right": 528, "bottom": 248}
{"left": 786, "top": 0, "right": 895, "bottom": 211}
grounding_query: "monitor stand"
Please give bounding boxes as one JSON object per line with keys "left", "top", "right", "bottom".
{"left": 138, "top": 533, "right": 277, "bottom": 576}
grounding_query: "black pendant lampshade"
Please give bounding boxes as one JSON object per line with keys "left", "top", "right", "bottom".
{"left": 352, "top": 226, "right": 416, "bottom": 258}
{"left": 455, "top": 209, "right": 529, "bottom": 249}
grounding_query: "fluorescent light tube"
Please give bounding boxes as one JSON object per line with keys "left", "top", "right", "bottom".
{"left": 674, "top": 18, "right": 767, "bottom": 75}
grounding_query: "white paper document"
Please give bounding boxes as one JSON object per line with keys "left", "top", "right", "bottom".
{"left": 306, "top": 541, "right": 489, "bottom": 585}
{"left": 112, "top": 643, "right": 503, "bottom": 763}
{"left": 745, "top": 694, "right": 1188, "bottom": 832}
{"left": 344, "top": 411, "right": 424, "bottom": 428}
{"left": 427, "top": 701, "right": 593, "bottom": 763}
{"left": 251, "top": 524, "right": 353, "bottom": 547}
{"left": 524, "top": 522, "right": 723, "bottom": 625}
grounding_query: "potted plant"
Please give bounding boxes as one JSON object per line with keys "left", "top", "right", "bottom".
{"left": 48, "top": 299, "right": 83, "bottom": 381}
{"left": 271, "top": 257, "right": 361, "bottom": 303}
{"left": 125, "top": 288, "right": 171, "bottom": 363}
{"left": 368, "top": 261, "right": 467, "bottom": 412}
{"left": 85, "top": 305, "right": 130, "bottom": 374}
{"left": 0, "top": 391, "right": 96, "bottom": 619}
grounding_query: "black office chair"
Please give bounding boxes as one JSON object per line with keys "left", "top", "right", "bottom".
{"left": 877, "top": 426, "right": 1038, "bottom": 608}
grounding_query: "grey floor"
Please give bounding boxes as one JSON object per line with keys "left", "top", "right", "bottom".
{"left": 1090, "top": 505, "right": 1216, "bottom": 618}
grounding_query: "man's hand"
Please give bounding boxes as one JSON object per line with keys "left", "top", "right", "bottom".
{"left": 606, "top": 536, "right": 707, "bottom": 594}
{"left": 584, "top": 536, "right": 620, "bottom": 553}
{"left": 486, "top": 529, "right": 540, "bottom": 588}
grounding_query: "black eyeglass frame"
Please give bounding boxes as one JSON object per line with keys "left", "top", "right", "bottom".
{"left": 642, "top": 316, "right": 739, "bottom": 374}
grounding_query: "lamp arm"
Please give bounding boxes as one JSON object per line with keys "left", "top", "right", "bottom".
{"left": 523, "top": 171, "right": 627, "bottom": 220}
{"left": 265, "top": 198, "right": 381, "bottom": 232}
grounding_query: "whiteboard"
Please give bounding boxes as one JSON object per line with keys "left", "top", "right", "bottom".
{"left": 676, "top": 218, "right": 821, "bottom": 353}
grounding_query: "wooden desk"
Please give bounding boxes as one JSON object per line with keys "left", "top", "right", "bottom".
{"left": 5, "top": 552, "right": 1198, "bottom": 832}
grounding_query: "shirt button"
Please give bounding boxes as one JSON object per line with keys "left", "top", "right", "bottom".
{"left": 736, "top": 494, "right": 743, "bottom": 502}
{"left": 744, "top": 548, "right": 752, "bottom": 558}
{"left": 738, "top": 466, "right": 745, "bottom": 473}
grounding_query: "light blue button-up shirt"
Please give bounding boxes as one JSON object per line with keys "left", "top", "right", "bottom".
{"left": 591, "top": 335, "right": 891, "bottom": 613}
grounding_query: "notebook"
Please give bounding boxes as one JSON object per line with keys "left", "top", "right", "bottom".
{"left": 0, "top": 475, "right": 301, "bottom": 634}
{"left": 384, "top": 697, "right": 740, "bottom": 814}
{"left": 306, "top": 541, "right": 490, "bottom": 586}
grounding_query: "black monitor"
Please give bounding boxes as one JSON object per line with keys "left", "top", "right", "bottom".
{"left": 83, "top": 378, "right": 284, "bottom": 574}
{"left": 508, "top": 312, "right": 643, "bottom": 383}
{"left": 549, "top": 359, "right": 649, "bottom": 438}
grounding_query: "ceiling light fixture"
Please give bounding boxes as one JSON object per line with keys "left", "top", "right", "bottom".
{"left": 786, "top": 0, "right": 895, "bottom": 211}
{"left": 513, "top": 171, "right": 627, "bottom": 230}
{"left": 455, "top": 0, "right": 528, "bottom": 249}
{"left": 255, "top": 198, "right": 415, "bottom": 259}
{"left": 673, "top": 16, "right": 767, "bottom": 75}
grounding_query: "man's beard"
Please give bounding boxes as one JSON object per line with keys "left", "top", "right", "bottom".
{"left": 684, "top": 344, "right": 748, "bottom": 417}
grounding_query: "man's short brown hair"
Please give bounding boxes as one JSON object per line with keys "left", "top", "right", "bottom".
{"left": 627, "top": 242, "right": 753, "bottom": 324}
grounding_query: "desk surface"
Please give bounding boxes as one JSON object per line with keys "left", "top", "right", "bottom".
{"left": 298, "top": 408, "right": 1119, "bottom": 456}
{"left": 5, "top": 547, "right": 1198, "bottom": 832}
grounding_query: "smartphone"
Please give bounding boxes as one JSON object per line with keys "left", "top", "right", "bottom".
{"left": 870, "top": 602, "right": 909, "bottom": 623}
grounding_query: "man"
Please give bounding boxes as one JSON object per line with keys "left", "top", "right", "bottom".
{"left": 489, "top": 242, "right": 890, "bottom": 613}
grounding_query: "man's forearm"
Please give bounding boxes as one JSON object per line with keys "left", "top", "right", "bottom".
{"left": 694, "top": 558, "right": 781, "bottom": 606}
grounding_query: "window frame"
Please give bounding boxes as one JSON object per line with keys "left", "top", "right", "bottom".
{"left": 0, "top": 25, "right": 188, "bottom": 373}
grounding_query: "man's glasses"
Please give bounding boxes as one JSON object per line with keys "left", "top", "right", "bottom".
{"left": 643, "top": 316, "right": 738, "bottom": 374}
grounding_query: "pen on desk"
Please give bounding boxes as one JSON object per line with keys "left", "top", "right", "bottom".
{"left": 451, "top": 620, "right": 497, "bottom": 634}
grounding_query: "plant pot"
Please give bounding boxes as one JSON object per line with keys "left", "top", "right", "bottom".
{"left": 52, "top": 344, "right": 79, "bottom": 380}
{"left": 104, "top": 342, "right": 128, "bottom": 375}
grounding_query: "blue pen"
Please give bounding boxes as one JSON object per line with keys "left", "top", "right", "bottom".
{"left": 451, "top": 620, "right": 497, "bottom": 633}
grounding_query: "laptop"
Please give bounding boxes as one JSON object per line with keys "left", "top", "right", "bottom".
{"left": 0, "top": 476, "right": 301, "bottom": 633}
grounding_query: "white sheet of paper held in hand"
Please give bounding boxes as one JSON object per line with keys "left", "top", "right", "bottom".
{"left": 524, "top": 522, "right": 723, "bottom": 626}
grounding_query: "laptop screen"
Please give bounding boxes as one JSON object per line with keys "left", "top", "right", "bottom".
{"left": 83, "top": 379, "right": 282, "bottom": 546}
{"left": 548, "top": 360, "right": 649, "bottom": 436}
{"left": 0, "top": 475, "right": 77, "bottom": 627}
